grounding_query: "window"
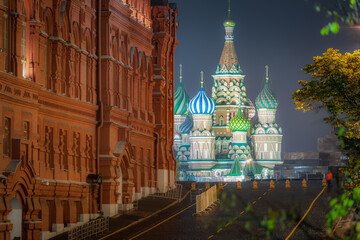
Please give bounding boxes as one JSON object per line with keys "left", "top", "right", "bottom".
{"left": 269, "top": 152, "right": 273, "bottom": 159}
{"left": 21, "top": 23, "right": 26, "bottom": 78}
{"left": 255, "top": 143, "right": 258, "bottom": 152}
{"left": 23, "top": 121, "right": 29, "bottom": 140}
{"left": 3, "top": 117, "right": 10, "bottom": 157}
{"left": 275, "top": 143, "right": 278, "bottom": 152}
{"left": 264, "top": 143, "right": 267, "bottom": 151}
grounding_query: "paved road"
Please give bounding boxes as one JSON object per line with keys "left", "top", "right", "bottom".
{"left": 103, "top": 180, "right": 335, "bottom": 240}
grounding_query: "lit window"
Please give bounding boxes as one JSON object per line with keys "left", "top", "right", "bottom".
{"left": 23, "top": 121, "right": 29, "bottom": 139}
{"left": 21, "top": 23, "right": 26, "bottom": 78}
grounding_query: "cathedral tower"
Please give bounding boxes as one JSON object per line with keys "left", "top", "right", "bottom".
{"left": 189, "top": 72, "right": 216, "bottom": 160}
{"left": 228, "top": 108, "right": 252, "bottom": 161}
{"left": 174, "top": 64, "right": 190, "bottom": 151}
{"left": 252, "top": 66, "right": 283, "bottom": 168}
{"left": 211, "top": 3, "right": 255, "bottom": 157}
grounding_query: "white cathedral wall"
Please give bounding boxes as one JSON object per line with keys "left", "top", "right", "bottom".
{"left": 252, "top": 135, "right": 282, "bottom": 162}
{"left": 257, "top": 109, "right": 276, "bottom": 124}
{"left": 174, "top": 115, "right": 186, "bottom": 134}
{"left": 192, "top": 114, "right": 212, "bottom": 131}
{"left": 232, "top": 131, "right": 247, "bottom": 143}
{"left": 189, "top": 137, "right": 215, "bottom": 160}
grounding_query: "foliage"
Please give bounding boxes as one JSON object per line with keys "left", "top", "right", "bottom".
{"left": 310, "top": 0, "right": 360, "bottom": 35}
{"left": 326, "top": 187, "right": 360, "bottom": 239}
{"left": 293, "top": 48, "right": 360, "bottom": 186}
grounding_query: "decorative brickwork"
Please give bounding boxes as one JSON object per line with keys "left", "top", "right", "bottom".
{"left": 0, "top": 0, "right": 177, "bottom": 239}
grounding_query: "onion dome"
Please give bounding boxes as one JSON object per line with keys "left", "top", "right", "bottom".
{"left": 245, "top": 97, "right": 256, "bottom": 119}
{"left": 174, "top": 64, "right": 190, "bottom": 115}
{"left": 229, "top": 108, "right": 250, "bottom": 132}
{"left": 223, "top": 1, "right": 235, "bottom": 28}
{"left": 179, "top": 115, "right": 193, "bottom": 134}
{"left": 189, "top": 71, "right": 215, "bottom": 115}
{"left": 255, "top": 66, "right": 278, "bottom": 109}
{"left": 223, "top": 18, "right": 235, "bottom": 28}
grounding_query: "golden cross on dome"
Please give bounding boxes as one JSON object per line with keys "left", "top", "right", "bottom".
{"left": 200, "top": 71, "right": 204, "bottom": 88}
{"left": 265, "top": 65, "right": 269, "bottom": 82}
{"left": 179, "top": 64, "right": 183, "bottom": 82}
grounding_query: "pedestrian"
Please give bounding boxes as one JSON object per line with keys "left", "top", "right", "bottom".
{"left": 326, "top": 170, "right": 333, "bottom": 188}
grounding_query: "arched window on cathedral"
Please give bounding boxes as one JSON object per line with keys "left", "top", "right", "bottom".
{"left": 219, "top": 115, "right": 224, "bottom": 126}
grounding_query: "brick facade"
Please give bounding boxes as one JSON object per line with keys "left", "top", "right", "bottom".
{"left": 0, "top": 0, "right": 177, "bottom": 239}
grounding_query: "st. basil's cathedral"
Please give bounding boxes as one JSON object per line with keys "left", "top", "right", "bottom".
{"left": 174, "top": 10, "right": 283, "bottom": 181}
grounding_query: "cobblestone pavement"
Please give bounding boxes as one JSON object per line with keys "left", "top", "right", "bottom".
{"left": 102, "top": 180, "right": 336, "bottom": 240}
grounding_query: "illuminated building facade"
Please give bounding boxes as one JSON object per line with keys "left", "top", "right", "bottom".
{"left": 175, "top": 8, "right": 282, "bottom": 181}
{"left": 0, "top": 0, "right": 177, "bottom": 239}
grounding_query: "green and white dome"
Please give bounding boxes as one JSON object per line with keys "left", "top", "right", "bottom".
{"left": 255, "top": 66, "right": 278, "bottom": 109}
{"left": 174, "top": 64, "right": 190, "bottom": 115}
{"left": 228, "top": 108, "right": 250, "bottom": 132}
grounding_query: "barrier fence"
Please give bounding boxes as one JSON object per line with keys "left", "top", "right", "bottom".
{"left": 151, "top": 183, "right": 183, "bottom": 200}
{"left": 195, "top": 185, "right": 217, "bottom": 214}
{"left": 68, "top": 217, "right": 109, "bottom": 240}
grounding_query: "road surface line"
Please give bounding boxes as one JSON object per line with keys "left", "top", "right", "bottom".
{"left": 263, "top": 192, "right": 266, "bottom": 195}
{"left": 258, "top": 197, "right": 261, "bottom": 200}
{"left": 128, "top": 183, "right": 228, "bottom": 240}
{"left": 128, "top": 203, "right": 196, "bottom": 240}
{"left": 285, "top": 186, "right": 327, "bottom": 240}
{"left": 206, "top": 188, "right": 268, "bottom": 239}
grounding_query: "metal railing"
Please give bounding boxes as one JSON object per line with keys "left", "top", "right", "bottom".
{"left": 68, "top": 217, "right": 109, "bottom": 240}
{"left": 151, "top": 183, "right": 183, "bottom": 200}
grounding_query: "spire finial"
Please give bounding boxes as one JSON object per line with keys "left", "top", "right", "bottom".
{"left": 179, "top": 64, "right": 183, "bottom": 83}
{"left": 228, "top": 0, "right": 231, "bottom": 18}
{"left": 200, "top": 71, "right": 204, "bottom": 88}
{"left": 265, "top": 65, "right": 269, "bottom": 83}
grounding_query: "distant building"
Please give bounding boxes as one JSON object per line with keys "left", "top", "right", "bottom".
{"left": 274, "top": 132, "right": 346, "bottom": 179}
{"left": 174, "top": 7, "right": 283, "bottom": 181}
{"left": 0, "top": 0, "right": 177, "bottom": 239}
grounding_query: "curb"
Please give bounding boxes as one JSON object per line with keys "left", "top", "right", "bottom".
{"left": 99, "top": 190, "right": 191, "bottom": 239}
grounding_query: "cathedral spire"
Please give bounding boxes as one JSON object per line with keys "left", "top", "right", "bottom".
{"left": 216, "top": 0, "right": 241, "bottom": 74}
{"left": 179, "top": 64, "right": 183, "bottom": 83}
{"left": 265, "top": 65, "right": 269, "bottom": 83}
{"left": 200, "top": 71, "right": 204, "bottom": 88}
{"left": 227, "top": 0, "right": 231, "bottom": 19}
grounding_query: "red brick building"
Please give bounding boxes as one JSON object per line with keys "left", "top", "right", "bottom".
{"left": 0, "top": 0, "right": 177, "bottom": 239}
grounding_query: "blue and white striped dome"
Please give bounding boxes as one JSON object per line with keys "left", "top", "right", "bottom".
{"left": 189, "top": 86, "right": 215, "bottom": 115}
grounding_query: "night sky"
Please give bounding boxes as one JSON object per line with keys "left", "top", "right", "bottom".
{"left": 173, "top": 0, "right": 360, "bottom": 154}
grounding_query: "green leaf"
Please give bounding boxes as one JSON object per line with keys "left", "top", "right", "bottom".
{"left": 330, "top": 22, "right": 340, "bottom": 34}
{"left": 338, "top": 127, "right": 345, "bottom": 137}
{"left": 354, "top": 188, "right": 360, "bottom": 202}
{"left": 350, "top": 0, "right": 356, "bottom": 9}
{"left": 320, "top": 26, "right": 330, "bottom": 36}
{"left": 330, "top": 198, "right": 338, "bottom": 207}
